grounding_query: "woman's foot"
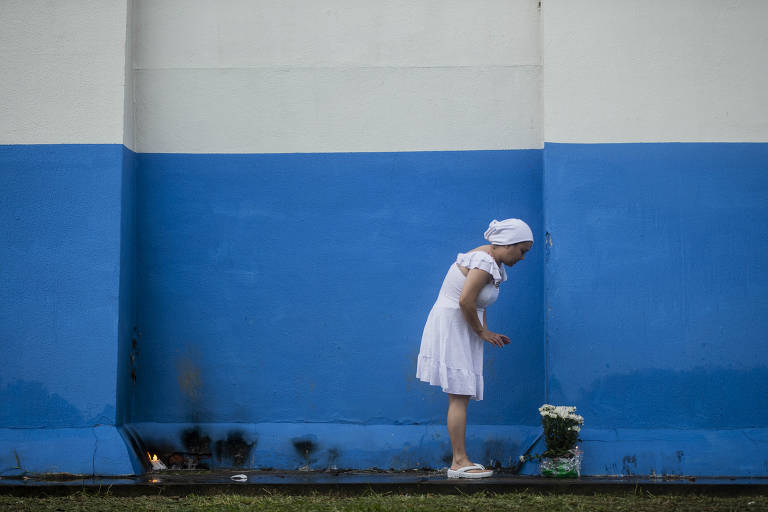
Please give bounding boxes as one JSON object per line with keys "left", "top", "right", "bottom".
{"left": 447, "top": 460, "right": 494, "bottom": 479}
{"left": 450, "top": 459, "right": 492, "bottom": 474}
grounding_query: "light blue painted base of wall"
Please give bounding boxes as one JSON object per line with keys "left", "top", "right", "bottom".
{"left": 126, "top": 422, "right": 542, "bottom": 472}
{"left": 598, "top": 428, "right": 768, "bottom": 477}
{"left": 525, "top": 427, "right": 768, "bottom": 477}
{"left": 74, "top": 422, "right": 768, "bottom": 477}
{"left": 3, "top": 423, "right": 764, "bottom": 477}
{"left": 0, "top": 426, "right": 142, "bottom": 476}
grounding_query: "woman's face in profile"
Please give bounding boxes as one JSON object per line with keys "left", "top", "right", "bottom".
{"left": 497, "top": 241, "right": 532, "bottom": 266}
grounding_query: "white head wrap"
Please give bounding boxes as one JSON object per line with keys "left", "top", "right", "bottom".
{"left": 484, "top": 218, "right": 533, "bottom": 245}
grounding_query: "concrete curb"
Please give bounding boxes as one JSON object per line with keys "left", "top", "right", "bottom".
{"left": 1, "top": 471, "right": 767, "bottom": 497}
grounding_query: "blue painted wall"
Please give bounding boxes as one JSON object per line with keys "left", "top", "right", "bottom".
{"left": 542, "top": 143, "right": 768, "bottom": 476}
{"left": 0, "top": 145, "right": 123, "bottom": 427}
{"left": 4, "top": 142, "right": 767, "bottom": 476}
{"left": 127, "top": 150, "right": 543, "bottom": 427}
{"left": 543, "top": 142, "right": 768, "bottom": 428}
{"left": 0, "top": 145, "right": 139, "bottom": 475}
{"left": 122, "top": 150, "right": 544, "bottom": 469}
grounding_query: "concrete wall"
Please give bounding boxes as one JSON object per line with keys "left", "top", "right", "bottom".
{"left": 2, "top": 0, "right": 767, "bottom": 477}
{"left": 0, "top": 1, "right": 140, "bottom": 475}
{"left": 124, "top": 0, "right": 545, "bottom": 471}
{"left": 541, "top": 0, "right": 768, "bottom": 476}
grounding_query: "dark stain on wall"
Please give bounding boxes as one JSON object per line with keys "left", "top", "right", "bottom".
{"left": 182, "top": 426, "right": 211, "bottom": 453}
{"left": 292, "top": 436, "right": 318, "bottom": 467}
{"left": 164, "top": 426, "right": 213, "bottom": 469}
{"left": 214, "top": 431, "right": 256, "bottom": 467}
{"left": 676, "top": 450, "right": 684, "bottom": 462}
{"left": 622, "top": 455, "right": 637, "bottom": 476}
{"left": 326, "top": 447, "right": 340, "bottom": 469}
{"left": 389, "top": 445, "right": 436, "bottom": 470}
{"left": 483, "top": 439, "right": 510, "bottom": 469}
{"left": 129, "top": 325, "right": 140, "bottom": 385}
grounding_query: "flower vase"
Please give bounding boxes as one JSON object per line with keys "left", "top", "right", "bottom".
{"left": 539, "top": 446, "right": 582, "bottom": 478}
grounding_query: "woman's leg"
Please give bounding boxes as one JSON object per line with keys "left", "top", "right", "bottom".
{"left": 447, "top": 393, "right": 485, "bottom": 472}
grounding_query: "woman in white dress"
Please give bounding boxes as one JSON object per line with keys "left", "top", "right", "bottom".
{"left": 416, "top": 218, "right": 533, "bottom": 479}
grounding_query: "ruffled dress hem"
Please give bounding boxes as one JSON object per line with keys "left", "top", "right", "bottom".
{"left": 416, "top": 354, "right": 484, "bottom": 401}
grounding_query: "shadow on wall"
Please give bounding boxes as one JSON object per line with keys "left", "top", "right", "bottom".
{"left": 0, "top": 380, "right": 116, "bottom": 428}
{"left": 549, "top": 366, "right": 768, "bottom": 429}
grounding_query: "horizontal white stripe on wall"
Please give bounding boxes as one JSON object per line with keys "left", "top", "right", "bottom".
{"left": 132, "top": 0, "right": 543, "bottom": 153}
{"left": 135, "top": 66, "right": 541, "bottom": 153}
{"left": 134, "top": 0, "right": 540, "bottom": 69}
{"left": 542, "top": 0, "right": 768, "bottom": 143}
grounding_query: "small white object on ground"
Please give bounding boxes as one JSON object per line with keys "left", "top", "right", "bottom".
{"left": 230, "top": 474, "right": 248, "bottom": 482}
{"left": 150, "top": 460, "right": 167, "bottom": 470}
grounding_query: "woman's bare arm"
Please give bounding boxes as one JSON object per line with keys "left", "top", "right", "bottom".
{"left": 459, "top": 268, "right": 509, "bottom": 347}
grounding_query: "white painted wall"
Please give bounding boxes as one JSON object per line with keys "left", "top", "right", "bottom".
{"left": 133, "top": 0, "right": 542, "bottom": 153}
{"left": 542, "top": 0, "right": 768, "bottom": 143}
{"left": 0, "top": 0, "right": 131, "bottom": 145}
{"left": 9, "top": 1, "right": 763, "bottom": 149}
{"left": 123, "top": 0, "right": 136, "bottom": 150}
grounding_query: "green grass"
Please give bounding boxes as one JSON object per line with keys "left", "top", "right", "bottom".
{"left": 1, "top": 490, "right": 767, "bottom": 511}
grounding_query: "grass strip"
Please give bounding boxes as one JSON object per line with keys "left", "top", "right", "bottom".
{"left": 1, "top": 489, "right": 767, "bottom": 511}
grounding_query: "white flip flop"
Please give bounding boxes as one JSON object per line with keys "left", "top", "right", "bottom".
{"left": 446, "top": 463, "right": 494, "bottom": 479}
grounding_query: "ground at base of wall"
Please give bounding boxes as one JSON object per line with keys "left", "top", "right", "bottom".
{"left": 1, "top": 470, "right": 767, "bottom": 498}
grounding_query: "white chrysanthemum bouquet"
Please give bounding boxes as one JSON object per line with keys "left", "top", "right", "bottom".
{"left": 537, "top": 404, "right": 583, "bottom": 458}
{"left": 520, "top": 404, "right": 584, "bottom": 477}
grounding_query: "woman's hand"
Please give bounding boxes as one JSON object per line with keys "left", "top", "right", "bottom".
{"left": 480, "top": 329, "right": 510, "bottom": 347}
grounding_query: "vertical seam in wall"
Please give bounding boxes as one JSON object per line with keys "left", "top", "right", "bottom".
{"left": 129, "top": 0, "right": 138, "bottom": 423}
{"left": 542, "top": 145, "right": 549, "bottom": 406}
{"left": 130, "top": 150, "right": 138, "bottom": 425}
{"left": 538, "top": 0, "right": 549, "bottom": 405}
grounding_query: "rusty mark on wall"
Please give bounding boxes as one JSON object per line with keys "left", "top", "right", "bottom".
{"left": 177, "top": 346, "right": 203, "bottom": 400}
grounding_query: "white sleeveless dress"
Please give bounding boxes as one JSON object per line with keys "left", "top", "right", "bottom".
{"left": 416, "top": 251, "right": 507, "bottom": 401}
